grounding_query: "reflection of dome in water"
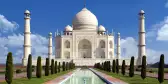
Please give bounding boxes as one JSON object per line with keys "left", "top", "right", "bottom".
{"left": 72, "top": 8, "right": 98, "bottom": 30}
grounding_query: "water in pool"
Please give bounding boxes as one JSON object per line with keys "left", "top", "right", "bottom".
{"left": 61, "top": 69, "right": 106, "bottom": 84}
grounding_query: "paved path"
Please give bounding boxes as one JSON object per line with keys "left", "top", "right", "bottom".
{"left": 0, "top": 72, "right": 37, "bottom": 82}
{"left": 92, "top": 69, "right": 128, "bottom": 84}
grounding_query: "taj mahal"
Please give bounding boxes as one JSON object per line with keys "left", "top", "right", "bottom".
{"left": 22, "top": 7, "right": 146, "bottom": 66}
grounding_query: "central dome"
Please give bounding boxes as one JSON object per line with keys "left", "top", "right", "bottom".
{"left": 72, "top": 8, "right": 98, "bottom": 30}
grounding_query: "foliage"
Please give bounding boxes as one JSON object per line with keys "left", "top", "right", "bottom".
{"left": 122, "top": 60, "right": 125, "bottom": 75}
{"left": 55, "top": 61, "right": 57, "bottom": 73}
{"left": 16, "top": 69, "right": 22, "bottom": 73}
{"left": 62, "top": 62, "right": 65, "bottom": 71}
{"left": 129, "top": 56, "right": 134, "bottom": 77}
{"left": 36, "top": 56, "right": 42, "bottom": 78}
{"left": 5, "top": 52, "right": 13, "bottom": 84}
{"left": 58, "top": 62, "right": 61, "bottom": 72}
{"left": 116, "top": 59, "right": 119, "bottom": 74}
{"left": 158, "top": 54, "right": 164, "bottom": 83}
{"left": 27, "top": 54, "right": 32, "bottom": 79}
{"left": 112, "top": 60, "right": 116, "bottom": 73}
{"left": 45, "top": 58, "right": 49, "bottom": 76}
{"left": 141, "top": 56, "right": 146, "bottom": 79}
{"left": 51, "top": 59, "right": 55, "bottom": 74}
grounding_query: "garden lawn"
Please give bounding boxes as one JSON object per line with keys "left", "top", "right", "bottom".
{"left": 1, "top": 69, "right": 73, "bottom": 84}
{"left": 96, "top": 69, "right": 168, "bottom": 84}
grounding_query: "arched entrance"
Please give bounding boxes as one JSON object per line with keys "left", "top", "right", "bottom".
{"left": 78, "top": 39, "right": 92, "bottom": 58}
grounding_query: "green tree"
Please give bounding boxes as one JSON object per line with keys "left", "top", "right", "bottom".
{"left": 122, "top": 60, "right": 126, "bottom": 75}
{"left": 45, "top": 58, "right": 49, "bottom": 76}
{"left": 112, "top": 60, "right": 116, "bottom": 73}
{"left": 5, "top": 52, "right": 13, "bottom": 84}
{"left": 158, "top": 54, "right": 164, "bottom": 83}
{"left": 141, "top": 56, "right": 146, "bottom": 79}
{"left": 62, "top": 62, "right": 65, "bottom": 71}
{"left": 129, "top": 56, "right": 134, "bottom": 77}
{"left": 58, "top": 62, "right": 61, "bottom": 72}
{"left": 27, "top": 54, "right": 32, "bottom": 79}
{"left": 51, "top": 59, "right": 54, "bottom": 74}
{"left": 116, "top": 59, "right": 119, "bottom": 74}
{"left": 36, "top": 56, "right": 42, "bottom": 78}
{"left": 55, "top": 61, "right": 57, "bottom": 73}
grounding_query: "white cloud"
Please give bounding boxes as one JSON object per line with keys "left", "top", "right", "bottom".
{"left": 120, "top": 37, "right": 168, "bottom": 64}
{"left": 146, "top": 16, "right": 168, "bottom": 41}
{"left": 0, "top": 15, "right": 19, "bottom": 33}
{"left": 120, "top": 37, "right": 138, "bottom": 58}
{"left": 0, "top": 33, "right": 49, "bottom": 63}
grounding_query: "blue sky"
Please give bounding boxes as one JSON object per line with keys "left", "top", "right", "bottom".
{"left": 0, "top": 0, "right": 168, "bottom": 64}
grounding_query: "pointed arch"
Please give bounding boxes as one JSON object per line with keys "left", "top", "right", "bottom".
{"left": 64, "top": 40, "right": 70, "bottom": 48}
{"left": 99, "top": 40, "right": 105, "bottom": 48}
{"left": 109, "top": 41, "right": 113, "bottom": 48}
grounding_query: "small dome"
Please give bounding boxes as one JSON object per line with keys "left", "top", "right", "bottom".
{"left": 139, "top": 10, "right": 145, "bottom": 14}
{"left": 117, "top": 32, "right": 120, "bottom": 35}
{"left": 25, "top": 10, "right": 30, "bottom": 14}
{"left": 48, "top": 32, "right": 52, "bottom": 36}
{"left": 64, "top": 25, "right": 73, "bottom": 31}
{"left": 72, "top": 8, "right": 98, "bottom": 30}
{"left": 98, "top": 25, "right": 106, "bottom": 31}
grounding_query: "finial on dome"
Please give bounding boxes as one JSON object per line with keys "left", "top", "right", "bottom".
{"left": 84, "top": 0, "right": 86, "bottom": 8}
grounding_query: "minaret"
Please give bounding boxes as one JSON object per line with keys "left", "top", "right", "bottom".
{"left": 48, "top": 32, "right": 53, "bottom": 62}
{"left": 137, "top": 10, "right": 146, "bottom": 65}
{"left": 116, "top": 33, "right": 121, "bottom": 59}
{"left": 22, "top": 10, "right": 31, "bottom": 66}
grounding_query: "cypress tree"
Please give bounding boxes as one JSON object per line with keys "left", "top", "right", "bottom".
{"left": 116, "top": 59, "right": 119, "bottom": 74}
{"left": 27, "top": 54, "right": 32, "bottom": 79}
{"left": 129, "top": 56, "right": 134, "bottom": 77}
{"left": 112, "top": 60, "right": 116, "bottom": 73}
{"left": 45, "top": 58, "right": 49, "bottom": 76}
{"left": 122, "top": 60, "right": 126, "bottom": 75}
{"left": 36, "top": 56, "right": 42, "bottom": 78}
{"left": 5, "top": 52, "right": 13, "bottom": 84}
{"left": 58, "top": 62, "right": 61, "bottom": 72}
{"left": 158, "top": 54, "right": 164, "bottom": 83}
{"left": 63, "top": 62, "right": 65, "bottom": 71}
{"left": 55, "top": 61, "right": 57, "bottom": 73}
{"left": 141, "top": 56, "right": 146, "bottom": 79}
{"left": 51, "top": 59, "right": 54, "bottom": 74}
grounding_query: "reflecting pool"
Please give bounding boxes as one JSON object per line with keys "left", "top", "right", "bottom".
{"left": 61, "top": 69, "right": 106, "bottom": 84}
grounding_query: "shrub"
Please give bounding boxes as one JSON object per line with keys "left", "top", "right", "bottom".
{"left": 62, "top": 62, "right": 65, "bottom": 71}
{"left": 51, "top": 59, "right": 55, "bottom": 74}
{"left": 55, "top": 61, "right": 57, "bottom": 73}
{"left": 5, "top": 52, "right": 13, "bottom": 84}
{"left": 16, "top": 69, "right": 22, "bottom": 73}
{"left": 112, "top": 60, "right": 116, "bottom": 73}
{"left": 58, "top": 62, "right": 61, "bottom": 72}
{"left": 36, "top": 56, "right": 42, "bottom": 78}
{"left": 45, "top": 58, "right": 49, "bottom": 76}
{"left": 122, "top": 60, "right": 126, "bottom": 75}
{"left": 129, "top": 56, "right": 134, "bottom": 77}
{"left": 141, "top": 56, "right": 146, "bottom": 80}
{"left": 116, "top": 59, "right": 119, "bottom": 74}
{"left": 27, "top": 54, "right": 32, "bottom": 79}
{"left": 158, "top": 54, "right": 164, "bottom": 83}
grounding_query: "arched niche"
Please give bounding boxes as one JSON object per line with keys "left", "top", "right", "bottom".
{"left": 109, "top": 41, "right": 113, "bottom": 48}
{"left": 78, "top": 39, "right": 92, "bottom": 58}
{"left": 64, "top": 40, "right": 70, "bottom": 48}
{"left": 64, "top": 51, "right": 70, "bottom": 58}
{"left": 99, "top": 40, "right": 105, "bottom": 48}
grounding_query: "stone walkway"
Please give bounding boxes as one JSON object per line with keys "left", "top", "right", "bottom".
{"left": 92, "top": 69, "right": 128, "bottom": 84}
{"left": 0, "top": 72, "right": 37, "bottom": 82}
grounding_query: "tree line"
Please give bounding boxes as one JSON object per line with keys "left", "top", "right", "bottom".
{"left": 5, "top": 52, "right": 75, "bottom": 84}
{"left": 94, "top": 54, "right": 165, "bottom": 83}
